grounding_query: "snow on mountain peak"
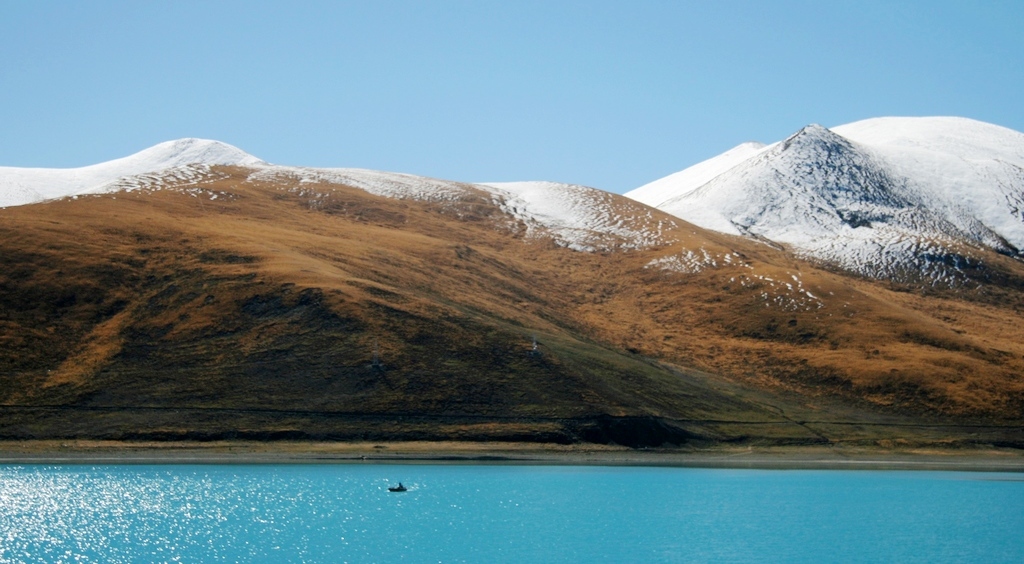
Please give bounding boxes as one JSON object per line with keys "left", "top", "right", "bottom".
{"left": 834, "top": 116, "right": 1024, "bottom": 163}
{"left": 129, "top": 138, "right": 266, "bottom": 169}
{"left": 0, "top": 138, "right": 264, "bottom": 208}
{"left": 651, "top": 122, "right": 913, "bottom": 240}
{"left": 626, "top": 117, "right": 1024, "bottom": 283}
{"left": 628, "top": 141, "right": 768, "bottom": 209}
{"left": 780, "top": 123, "right": 842, "bottom": 149}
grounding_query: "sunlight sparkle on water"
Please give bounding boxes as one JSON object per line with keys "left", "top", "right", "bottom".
{"left": 1, "top": 465, "right": 1022, "bottom": 563}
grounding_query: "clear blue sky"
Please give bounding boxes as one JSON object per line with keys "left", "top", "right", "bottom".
{"left": 2, "top": 1, "right": 1022, "bottom": 193}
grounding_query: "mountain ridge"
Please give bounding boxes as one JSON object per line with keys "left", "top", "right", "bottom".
{"left": 2, "top": 141, "right": 680, "bottom": 253}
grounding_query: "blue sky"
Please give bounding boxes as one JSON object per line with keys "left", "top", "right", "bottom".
{"left": 2, "top": 1, "right": 1021, "bottom": 193}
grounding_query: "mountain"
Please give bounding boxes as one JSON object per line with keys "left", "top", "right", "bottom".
{"left": 0, "top": 138, "right": 265, "bottom": 208}
{"left": 1, "top": 138, "right": 1023, "bottom": 449}
{"left": 2, "top": 145, "right": 674, "bottom": 253}
{"left": 626, "top": 117, "right": 1024, "bottom": 284}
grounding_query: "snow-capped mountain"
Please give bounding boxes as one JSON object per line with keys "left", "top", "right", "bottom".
{"left": 626, "top": 117, "right": 1024, "bottom": 283}
{"left": 0, "top": 138, "right": 264, "bottom": 208}
{"left": 2, "top": 140, "right": 676, "bottom": 252}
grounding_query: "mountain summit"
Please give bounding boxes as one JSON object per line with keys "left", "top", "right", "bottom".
{"left": 627, "top": 117, "right": 1024, "bottom": 283}
{"left": 0, "top": 138, "right": 264, "bottom": 208}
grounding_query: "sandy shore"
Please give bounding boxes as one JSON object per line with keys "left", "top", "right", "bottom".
{"left": 1, "top": 440, "right": 1023, "bottom": 472}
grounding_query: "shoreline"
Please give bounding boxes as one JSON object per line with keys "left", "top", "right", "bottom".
{"left": 2, "top": 441, "right": 1023, "bottom": 472}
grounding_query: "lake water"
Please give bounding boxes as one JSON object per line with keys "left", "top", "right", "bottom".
{"left": 1, "top": 464, "right": 1022, "bottom": 563}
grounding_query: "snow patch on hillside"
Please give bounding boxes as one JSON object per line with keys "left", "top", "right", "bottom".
{"left": 645, "top": 248, "right": 743, "bottom": 274}
{"left": 480, "top": 181, "right": 677, "bottom": 251}
{"left": 79, "top": 164, "right": 233, "bottom": 197}
{"left": 247, "top": 167, "right": 678, "bottom": 251}
{"left": 739, "top": 271, "right": 825, "bottom": 311}
{"left": 644, "top": 247, "right": 827, "bottom": 310}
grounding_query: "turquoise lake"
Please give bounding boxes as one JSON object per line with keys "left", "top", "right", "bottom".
{"left": 1, "top": 464, "right": 1022, "bottom": 563}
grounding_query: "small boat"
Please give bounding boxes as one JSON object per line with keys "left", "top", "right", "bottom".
{"left": 388, "top": 483, "right": 407, "bottom": 492}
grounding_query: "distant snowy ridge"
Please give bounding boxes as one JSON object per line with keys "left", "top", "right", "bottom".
{"left": 626, "top": 117, "right": 1024, "bottom": 283}
{"left": 0, "top": 138, "right": 264, "bottom": 208}
{"left": 2, "top": 139, "right": 677, "bottom": 252}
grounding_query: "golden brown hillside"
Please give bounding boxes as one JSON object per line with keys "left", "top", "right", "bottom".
{"left": 1, "top": 166, "right": 1022, "bottom": 448}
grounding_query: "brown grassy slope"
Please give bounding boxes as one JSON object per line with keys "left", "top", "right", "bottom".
{"left": 624, "top": 255, "right": 1024, "bottom": 419}
{"left": 0, "top": 167, "right": 1022, "bottom": 446}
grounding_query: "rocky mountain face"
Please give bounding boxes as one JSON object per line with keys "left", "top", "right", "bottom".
{"left": 2, "top": 133, "right": 1023, "bottom": 448}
